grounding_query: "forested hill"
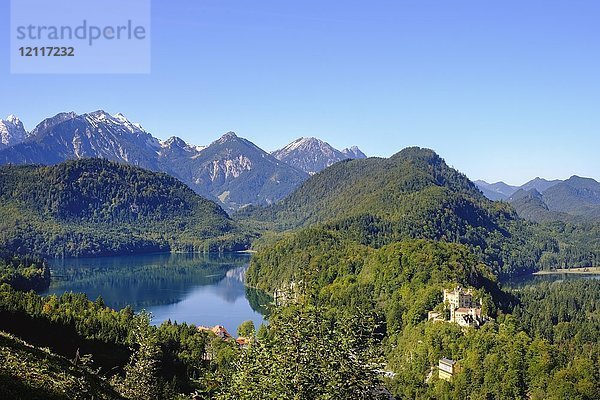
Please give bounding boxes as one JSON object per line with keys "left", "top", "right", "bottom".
{"left": 0, "top": 159, "right": 251, "bottom": 257}
{"left": 246, "top": 147, "right": 499, "bottom": 227}
{"left": 243, "top": 147, "right": 553, "bottom": 277}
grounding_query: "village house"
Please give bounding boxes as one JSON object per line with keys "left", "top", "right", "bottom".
{"left": 198, "top": 325, "right": 251, "bottom": 349}
{"left": 438, "top": 358, "right": 457, "bottom": 382}
{"left": 198, "top": 325, "right": 233, "bottom": 339}
{"left": 235, "top": 336, "right": 251, "bottom": 348}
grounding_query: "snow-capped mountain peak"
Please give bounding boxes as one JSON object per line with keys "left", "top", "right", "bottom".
{"left": 0, "top": 110, "right": 357, "bottom": 210}
{"left": 86, "top": 109, "right": 111, "bottom": 121}
{"left": 78, "top": 111, "right": 146, "bottom": 136}
{"left": 0, "top": 115, "right": 27, "bottom": 149}
{"left": 113, "top": 112, "right": 145, "bottom": 132}
{"left": 156, "top": 136, "right": 205, "bottom": 159}
{"left": 281, "top": 137, "right": 328, "bottom": 153}
{"left": 113, "top": 112, "right": 129, "bottom": 123}
{"left": 216, "top": 131, "right": 238, "bottom": 142}
{"left": 161, "top": 136, "right": 189, "bottom": 149}
{"left": 341, "top": 146, "right": 367, "bottom": 159}
{"left": 6, "top": 115, "right": 20, "bottom": 124}
{"left": 272, "top": 137, "right": 367, "bottom": 175}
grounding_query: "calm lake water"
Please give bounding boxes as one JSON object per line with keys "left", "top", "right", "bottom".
{"left": 42, "top": 253, "right": 268, "bottom": 334}
{"left": 501, "top": 272, "right": 600, "bottom": 289}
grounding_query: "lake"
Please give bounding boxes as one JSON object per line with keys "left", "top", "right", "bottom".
{"left": 501, "top": 271, "right": 600, "bottom": 289}
{"left": 42, "top": 253, "right": 268, "bottom": 334}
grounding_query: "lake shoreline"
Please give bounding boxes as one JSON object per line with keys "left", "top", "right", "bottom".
{"left": 533, "top": 267, "right": 600, "bottom": 276}
{"left": 49, "top": 249, "right": 254, "bottom": 261}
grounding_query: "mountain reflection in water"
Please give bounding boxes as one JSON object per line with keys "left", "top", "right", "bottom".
{"left": 44, "top": 253, "right": 267, "bottom": 333}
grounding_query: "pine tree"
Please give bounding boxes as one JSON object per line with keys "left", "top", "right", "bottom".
{"left": 116, "top": 311, "right": 162, "bottom": 399}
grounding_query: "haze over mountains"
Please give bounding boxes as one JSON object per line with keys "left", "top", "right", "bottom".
{"left": 0, "top": 111, "right": 365, "bottom": 210}
{"left": 474, "top": 178, "right": 563, "bottom": 201}
{"left": 476, "top": 177, "right": 600, "bottom": 222}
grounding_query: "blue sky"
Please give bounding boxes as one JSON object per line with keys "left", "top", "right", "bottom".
{"left": 1, "top": 0, "right": 599, "bottom": 185}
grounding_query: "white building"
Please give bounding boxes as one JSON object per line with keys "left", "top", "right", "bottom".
{"left": 444, "top": 286, "right": 485, "bottom": 328}
{"left": 438, "top": 358, "right": 457, "bottom": 381}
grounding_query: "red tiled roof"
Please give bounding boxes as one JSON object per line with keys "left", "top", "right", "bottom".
{"left": 198, "top": 325, "right": 232, "bottom": 338}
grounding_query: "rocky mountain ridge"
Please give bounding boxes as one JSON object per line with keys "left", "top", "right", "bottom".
{"left": 271, "top": 137, "right": 366, "bottom": 175}
{"left": 0, "top": 111, "right": 365, "bottom": 210}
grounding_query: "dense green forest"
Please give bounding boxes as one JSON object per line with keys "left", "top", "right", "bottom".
{"left": 0, "top": 281, "right": 391, "bottom": 399}
{"left": 534, "top": 221, "right": 600, "bottom": 269}
{"left": 385, "top": 280, "right": 599, "bottom": 399}
{"left": 0, "top": 159, "right": 254, "bottom": 257}
{"left": 241, "top": 148, "right": 598, "bottom": 277}
{"left": 250, "top": 237, "right": 599, "bottom": 399}
{"left": 240, "top": 148, "right": 545, "bottom": 277}
{"left": 509, "top": 190, "right": 577, "bottom": 223}
{"left": 241, "top": 145, "right": 600, "bottom": 398}
{"left": 0, "top": 251, "right": 50, "bottom": 292}
{"left": 508, "top": 193, "right": 600, "bottom": 266}
{"left": 1, "top": 149, "right": 599, "bottom": 399}
{"left": 0, "top": 284, "right": 228, "bottom": 398}
{"left": 1, "top": 263, "right": 598, "bottom": 399}
{"left": 249, "top": 237, "right": 507, "bottom": 337}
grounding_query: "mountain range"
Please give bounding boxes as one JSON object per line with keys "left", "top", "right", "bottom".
{"left": 0, "top": 111, "right": 366, "bottom": 210}
{"left": 3, "top": 110, "right": 596, "bottom": 222}
{"left": 476, "top": 177, "right": 600, "bottom": 222}
{"left": 474, "top": 178, "right": 562, "bottom": 201}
